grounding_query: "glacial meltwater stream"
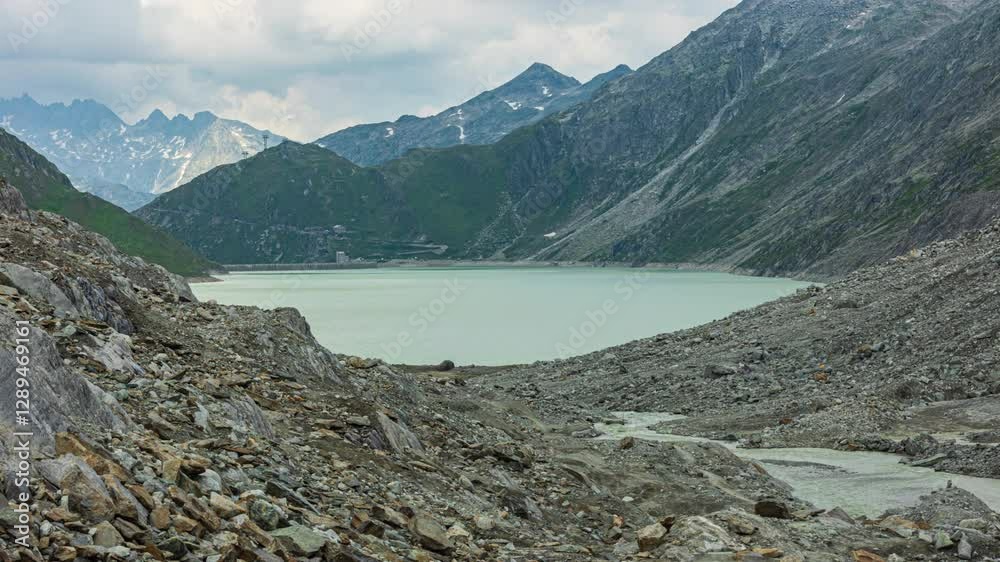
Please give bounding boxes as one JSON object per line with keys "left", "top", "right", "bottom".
{"left": 595, "top": 413, "right": 1000, "bottom": 518}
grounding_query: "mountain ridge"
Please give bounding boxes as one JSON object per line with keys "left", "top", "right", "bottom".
{"left": 0, "top": 95, "right": 285, "bottom": 209}
{"left": 140, "top": 0, "right": 999, "bottom": 278}
{"left": 0, "top": 126, "right": 215, "bottom": 276}
{"left": 313, "top": 62, "right": 633, "bottom": 167}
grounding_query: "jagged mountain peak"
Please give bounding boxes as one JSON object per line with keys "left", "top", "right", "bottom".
{"left": 0, "top": 97, "right": 284, "bottom": 208}
{"left": 314, "top": 61, "right": 630, "bottom": 166}
{"left": 512, "top": 62, "right": 579, "bottom": 85}
{"left": 143, "top": 108, "right": 170, "bottom": 124}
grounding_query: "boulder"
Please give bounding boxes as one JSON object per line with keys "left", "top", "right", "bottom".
{"left": 0, "top": 263, "right": 78, "bottom": 318}
{"left": 271, "top": 525, "right": 327, "bottom": 556}
{"left": 210, "top": 493, "right": 246, "bottom": 519}
{"left": 671, "top": 516, "right": 739, "bottom": 554}
{"left": 370, "top": 412, "right": 424, "bottom": 455}
{"left": 250, "top": 498, "right": 285, "bottom": 531}
{"left": 958, "top": 536, "right": 973, "bottom": 560}
{"left": 409, "top": 514, "right": 453, "bottom": 552}
{"left": 500, "top": 488, "right": 543, "bottom": 521}
{"left": 636, "top": 522, "right": 668, "bottom": 551}
{"left": 37, "top": 455, "right": 115, "bottom": 522}
{"left": 0, "top": 311, "right": 131, "bottom": 449}
{"left": 705, "top": 364, "right": 738, "bottom": 378}
{"left": 92, "top": 521, "right": 124, "bottom": 547}
{"left": 0, "top": 179, "right": 31, "bottom": 220}
{"left": 754, "top": 500, "right": 792, "bottom": 519}
{"left": 102, "top": 474, "right": 149, "bottom": 525}
{"left": 265, "top": 479, "right": 318, "bottom": 513}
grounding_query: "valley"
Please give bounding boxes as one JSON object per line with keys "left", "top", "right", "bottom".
{"left": 138, "top": 0, "right": 1000, "bottom": 280}
{"left": 2, "top": 0, "right": 1000, "bottom": 560}
{"left": 2, "top": 176, "right": 999, "bottom": 559}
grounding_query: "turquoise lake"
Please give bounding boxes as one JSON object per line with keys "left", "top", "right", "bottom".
{"left": 192, "top": 268, "right": 811, "bottom": 365}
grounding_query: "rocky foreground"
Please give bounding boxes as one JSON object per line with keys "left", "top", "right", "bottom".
{"left": 0, "top": 175, "right": 997, "bottom": 561}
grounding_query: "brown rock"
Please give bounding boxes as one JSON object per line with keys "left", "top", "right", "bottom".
{"left": 235, "top": 517, "right": 277, "bottom": 549}
{"left": 102, "top": 474, "right": 148, "bottom": 525}
{"left": 150, "top": 506, "right": 171, "bottom": 530}
{"left": 637, "top": 522, "right": 668, "bottom": 551}
{"left": 372, "top": 505, "right": 409, "bottom": 528}
{"left": 168, "top": 486, "right": 221, "bottom": 532}
{"left": 162, "top": 458, "right": 183, "bottom": 483}
{"left": 409, "top": 514, "right": 453, "bottom": 552}
{"left": 852, "top": 551, "right": 885, "bottom": 562}
{"left": 209, "top": 492, "right": 246, "bottom": 519}
{"left": 126, "top": 484, "right": 156, "bottom": 511}
{"left": 112, "top": 518, "right": 147, "bottom": 542}
{"left": 52, "top": 547, "right": 77, "bottom": 561}
{"left": 60, "top": 463, "right": 115, "bottom": 523}
{"left": 55, "top": 433, "right": 130, "bottom": 481}
{"left": 173, "top": 515, "right": 200, "bottom": 534}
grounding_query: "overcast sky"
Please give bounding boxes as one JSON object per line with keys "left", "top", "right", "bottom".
{"left": 1, "top": 0, "right": 738, "bottom": 141}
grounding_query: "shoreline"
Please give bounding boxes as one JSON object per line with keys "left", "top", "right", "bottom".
{"left": 190, "top": 259, "right": 835, "bottom": 284}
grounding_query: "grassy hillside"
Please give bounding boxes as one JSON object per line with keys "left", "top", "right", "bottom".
{"left": 136, "top": 141, "right": 516, "bottom": 263}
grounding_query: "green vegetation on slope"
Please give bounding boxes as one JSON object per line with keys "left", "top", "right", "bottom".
{"left": 137, "top": 141, "right": 516, "bottom": 264}
{"left": 0, "top": 128, "right": 214, "bottom": 276}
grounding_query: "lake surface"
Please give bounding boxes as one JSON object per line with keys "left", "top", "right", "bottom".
{"left": 596, "top": 412, "right": 1000, "bottom": 517}
{"left": 192, "top": 268, "right": 810, "bottom": 365}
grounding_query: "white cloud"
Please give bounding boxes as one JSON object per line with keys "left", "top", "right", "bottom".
{"left": 0, "top": 0, "right": 739, "bottom": 141}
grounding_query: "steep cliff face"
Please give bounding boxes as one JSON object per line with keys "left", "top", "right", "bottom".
{"left": 141, "top": 0, "right": 998, "bottom": 277}
{"left": 496, "top": 0, "right": 997, "bottom": 276}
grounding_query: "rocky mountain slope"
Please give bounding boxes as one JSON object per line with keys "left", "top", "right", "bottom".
{"left": 140, "top": 0, "right": 1000, "bottom": 277}
{"left": 4, "top": 179, "right": 999, "bottom": 560}
{"left": 0, "top": 128, "right": 213, "bottom": 276}
{"left": 0, "top": 96, "right": 284, "bottom": 210}
{"left": 315, "top": 63, "right": 632, "bottom": 167}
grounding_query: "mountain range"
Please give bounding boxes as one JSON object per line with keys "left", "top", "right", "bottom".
{"left": 314, "top": 62, "right": 633, "bottom": 166}
{"left": 142, "top": 0, "right": 1000, "bottom": 278}
{"left": 0, "top": 127, "right": 214, "bottom": 275}
{"left": 0, "top": 95, "right": 284, "bottom": 210}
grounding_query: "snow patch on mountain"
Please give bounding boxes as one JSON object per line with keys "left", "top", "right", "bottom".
{"left": 0, "top": 95, "right": 284, "bottom": 208}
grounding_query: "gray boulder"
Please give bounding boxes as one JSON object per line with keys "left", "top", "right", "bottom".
{"left": 0, "top": 178, "right": 31, "bottom": 220}
{"left": 370, "top": 412, "right": 424, "bottom": 455}
{"left": 0, "top": 263, "right": 79, "bottom": 318}
{"left": 0, "top": 309, "right": 131, "bottom": 450}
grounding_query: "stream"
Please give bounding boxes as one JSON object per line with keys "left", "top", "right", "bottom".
{"left": 594, "top": 412, "right": 1000, "bottom": 518}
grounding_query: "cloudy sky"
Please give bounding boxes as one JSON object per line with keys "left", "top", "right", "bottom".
{"left": 1, "top": 0, "right": 738, "bottom": 141}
